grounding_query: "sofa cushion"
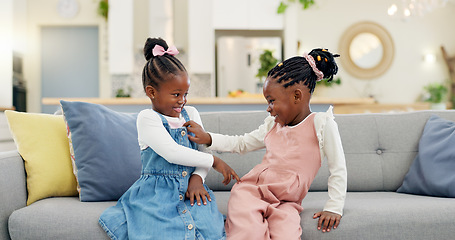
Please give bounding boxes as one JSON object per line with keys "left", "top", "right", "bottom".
{"left": 300, "top": 192, "right": 455, "bottom": 240}
{"left": 397, "top": 114, "right": 455, "bottom": 197}
{"left": 4, "top": 111, "right": 78, "bottom": 205}
{"left": 8, "top": 193, "right": 455, "bottom": 240}
{"left": 60, "top": 101, "right": 141, "bottom": 202}
{"left": 8, "top": 197, "right": 114, "bottom": 240}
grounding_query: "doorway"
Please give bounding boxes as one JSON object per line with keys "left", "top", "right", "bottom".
{"left": 215, "top": 30, "right": 283, "bottom": 97}
{"left": 41, "top": 26, "right": 99, "bottom": 113}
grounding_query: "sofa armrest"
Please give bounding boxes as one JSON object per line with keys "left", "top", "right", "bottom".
{"left": 0, "top": 151, "right": 27, "bottom": 240}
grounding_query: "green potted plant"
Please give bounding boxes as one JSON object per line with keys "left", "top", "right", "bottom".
{"left": 97, "top": 0, "right": 109, "bottom": 21}
{"left": 423, "top": 82, "right": 448, "bottom": 110}
{"left": 115, "top": 87, "right": 132, "bottom": 98}
{"left": 316, "top": 77, "right": 342, "bottom": 87}
{"left": 312, "top": 77, "right": 342, "bottom": 97}
{"left": 256, "top": 49, "right": 278, "bottom": 91}
{"left": 277, "top": 0, "right": 316, "bottom": 14}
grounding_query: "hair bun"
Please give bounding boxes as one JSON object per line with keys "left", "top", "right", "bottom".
{"left": 143, "top": 37, "right": 169, "bottom": 61}
{"left": 309, "top": 48, "right": 340, "bottom": 81}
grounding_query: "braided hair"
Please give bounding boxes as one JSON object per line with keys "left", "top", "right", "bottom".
{"left": 142, "top": 37, "right": 186, "bottom": 91}
{"left": 267, "top": 48, "right": 340, "bottom": 93}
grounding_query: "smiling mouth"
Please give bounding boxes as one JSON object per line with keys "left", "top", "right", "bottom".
{"left": 173, "top": 107, "right": 182, "bottom": 113}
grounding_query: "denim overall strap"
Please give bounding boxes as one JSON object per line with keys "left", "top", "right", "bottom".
{"left": 157, "top": 112, "right": 170, "bottom": 128}
{"left": 156, "top": 108, "right": 189, "bottom": 129}
{"left": 180, "top": 108, "right": 190, "bottom": 122}
{"left": 181, "top": 108, "right": 198, "bottom": 150}
{"left": 155, "top": 108, "right": 197, "bottom": 150}
{"left": 156, "top": 108, "right": 190, "bottom": 122}
{"left": 157, "top": 108, "right": 196, "bottom": 150}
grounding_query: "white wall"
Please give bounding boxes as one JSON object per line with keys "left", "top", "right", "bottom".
{"left": 134, "top": 0, "right": 149, "bottom": 52}
{"left": 173, "top": 0, "right": 189, "bottom": 54}
{"left": 13, "top": 0, "right": 27, "bottom": 54}
{"left": 149, "top": 0, "right": 173, "bottom": 44}
{"left": 297, "top": 0, "right": 455, "bottom": 104}
{"left": 188, "top": 0, "right": 213, "bottom": 74}
{"left": 108, "top": 0, "right": 133, "bottom": 74}
{"left": 0, "top": 0, "right": 13, "bottom": 109}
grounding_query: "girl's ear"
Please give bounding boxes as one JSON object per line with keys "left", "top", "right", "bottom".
{"left": 145, "top": 86, "right": 156, "bottom": 100}
{"left": 294, "top": 89, "right": 303, "bottom": 103}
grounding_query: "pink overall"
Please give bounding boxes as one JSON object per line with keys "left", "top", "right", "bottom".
{"left": 225, "top": 113, "right": 321, "bottom": 240}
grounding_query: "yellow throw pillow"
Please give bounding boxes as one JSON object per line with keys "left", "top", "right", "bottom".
{"left": 5, "top": 110, "right": 78, "bottom": 205}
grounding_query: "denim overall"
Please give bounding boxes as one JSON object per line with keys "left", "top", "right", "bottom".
{"left": 99, "top": 109, "right": 226, "bottom": 240}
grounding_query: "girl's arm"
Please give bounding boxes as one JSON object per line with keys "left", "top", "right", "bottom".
{"left": 208, "top": 116, "right": 275, "bottom": 154}
{"left": 184, "top": 107, "right": 240, "bottom": 206}
{"left": 137, "top": 109, "right": 213, "bottom": 169}
{"left": 187, "top": 107, "right": 211, "bottom": 180}
{"left": 313, "top": 110, "right": 347, "bottom": 233}
{"left": 321, "top": 117, "right": 348, "bottom": 216}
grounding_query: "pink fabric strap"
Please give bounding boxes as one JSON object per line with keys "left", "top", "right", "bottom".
{"left": 303, "top": 52, "right": 324, "bottom": 81}
{"left": 152, "top": 45, "right": 179, "bottom": 57}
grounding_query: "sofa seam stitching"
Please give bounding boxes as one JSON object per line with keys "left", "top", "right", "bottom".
{"left": 374, "top": 116, "right": 386, "bottom": 191}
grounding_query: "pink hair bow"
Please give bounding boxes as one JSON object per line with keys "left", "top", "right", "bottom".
{"left": 303, "top": 52, "right": 324, "bottom": 82}
{"left": 152, "top": 45, "right": 179, "bottom": 56}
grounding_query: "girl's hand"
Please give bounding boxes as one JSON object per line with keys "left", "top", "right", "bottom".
{"left": 212, "top": 156, "right": 240, "bottom": 185}
{"left": 185, "top": 175, "right": 211, "bottom": 206}
{"left": 313, "top": 211, "right": 342, "bottom": 233}
{"left": 184, "top": 120, "right": 212, "bottom": 146}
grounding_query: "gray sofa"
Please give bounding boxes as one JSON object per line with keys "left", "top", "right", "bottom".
{"left": 2, "top": 110, "right": 455, "bottom": 240}
{"left": 0, "top": 113, "right": 15, "bottom": 152}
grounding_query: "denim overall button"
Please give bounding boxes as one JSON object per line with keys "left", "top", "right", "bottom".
{"left": 181, "top": 130, "right": 186, "bottom": 136}
{"left": 182, "top": 171, "right": 188, "bottom": 177}
{"left": 188, "top": 224, "right": 194, "bottom": 230}
{"left": 182, "top": 209, "right": 187, "bottom": 214}
{"left": 179, "top": 194, "right": 183, "bottom": 201}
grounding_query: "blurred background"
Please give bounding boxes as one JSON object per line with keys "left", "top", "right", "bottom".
{"left": 1, "top": 0, "right": 455, "bottom": 113}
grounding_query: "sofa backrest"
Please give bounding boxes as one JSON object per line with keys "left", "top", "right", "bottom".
{"left": 201, "top": 110, "right": 455, "bottom": 192}
{"left": 201, "top": 111, "right": 268, "bottom": 191}
{"left": 0, "top": 112, "right": 16, "bottom": 152}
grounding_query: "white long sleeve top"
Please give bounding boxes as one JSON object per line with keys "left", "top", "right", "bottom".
{"left": 208, "top": 107, "right": 347, "bottom": 215}
{"left": 137, "top": 106, "right": 212, "bottom": 180}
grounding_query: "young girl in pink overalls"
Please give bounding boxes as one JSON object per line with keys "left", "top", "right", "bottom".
{"left": 185, "top": 48, "right": 347, "bottom": 239}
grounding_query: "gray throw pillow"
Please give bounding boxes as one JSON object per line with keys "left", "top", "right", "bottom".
{"left": 397, "top": 114, "right": 455, "bottom": 197}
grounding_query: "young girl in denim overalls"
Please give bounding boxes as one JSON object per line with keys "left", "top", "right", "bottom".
{"left": 186, "top": 49, "right": 348, "bottom": 239}
{"left": 99, "top": 38, "right": 239, "bottom": 240}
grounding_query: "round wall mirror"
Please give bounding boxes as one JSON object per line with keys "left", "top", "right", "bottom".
{"left": 339, "top": 21, "right": 394, "bottom": 79}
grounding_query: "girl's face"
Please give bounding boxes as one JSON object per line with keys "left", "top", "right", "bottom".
{"left": 146, "top": 73, "right": 190, "bottom": 118}
{"left": 263, "top": 77, "right": 311, "bottom": 126}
